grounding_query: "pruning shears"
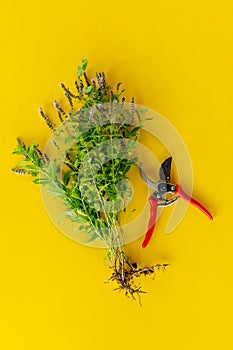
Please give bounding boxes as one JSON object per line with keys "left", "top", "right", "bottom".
{"left": 140, "top": 157, "right": 213, "bottom": 248}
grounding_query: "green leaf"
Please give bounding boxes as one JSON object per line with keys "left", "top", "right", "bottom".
{"left": 15, "top": 159, "right": 30, "bottom": 167}
{"left": 77, "top": 65, "right": 83, "bottom": 78}
{"left": 47, "top": 160, "right": 56, "bottom": 179}
{"left": 57, "top": 210, "right": 74, "bottom": 224}
{"left": 81, "top": 58, "right": 88, "bottom": 71}
{"left": 46, "top": 188, "right": 64, "bottom": 198}
{"left": 32, "top": 177, "right": 50, "bottom": 185}
{"left": 12, "top": 149, "right": 24, "bottom": 155}
{"left": 31, "top": 172, "right": 39, "bottom": 177}
{"left": 63, "top": 170, "right": 72, "bottom": 186}
{"left": 23, "top": 164, "right": 39, "bottom": 172}
{"left": 143, "top": 117, "right": 153, "bottom": 121}
{"left": 28, "top": 142, "right": 36, "bottom": 158}
{"left": 130, "top": 126, "right": 141, "bottom": 136}
{"left": 65, "top": 136, "right": 77, "bottom": 144}
{"left": 71, "top": 192, "right": 81, "bottom": 200}
{"left": 76, "top": 209, "right": 87, "bottom": 218}
{"left": 140, "top": 108, "right": 148, "bottom": 117}
{"left": 83, "top": 86, "right": 92, "bottom": 94}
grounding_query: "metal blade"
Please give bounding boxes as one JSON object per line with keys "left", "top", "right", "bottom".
{"left": 159, "top": 157, "right": 172, "bottom": 183}
{"left": 139, "top": 163, "right": 158, "bottom": 191}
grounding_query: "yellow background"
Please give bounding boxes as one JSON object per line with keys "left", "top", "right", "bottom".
{"left": 1, "top": 1, "right": 233, "bottom": 349}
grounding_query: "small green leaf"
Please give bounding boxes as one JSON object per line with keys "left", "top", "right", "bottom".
{"left": 63, "top": 170, "right": 72, "bottom": 186}
{"left": 77, "top": 65, "right": 83, "bottom": 78}
{"left": 15, "top": 159, "right": 30, "bottom": 167}
{"left": 143, "top": 117, "right": 153, "bottom": 121}
{"left": 28, "top": 142, "right": 36, "bottom": 158}
{"left": 47, "top": 160, "right": 56, "bottom": 179}
{"left": 81, "top": 58, "right": 88, "bottom": 71}
{"left": 130, "top": 126, "right": 141, "bottom": 136}
{"left": 65, "top": 136, "right": 77, "bottom": 144}
{"left": 140, "top": 108, "right": 148, "bottom": 117}
{"left": 32, "top": 177, "right": 50, "bottom": 185}
{"left": 57, "top": 210, "right": 74, "bottom": 224}
{"left": 83, "top": 86, "right": 92, "bottom": 94}
{"left": 46, "top": 188, "right": 64, "bottom": 198}
{"left": 76, "top": 209, "right": 87, "bottom": 217}
{"left": 23, "top": 164, "right": 39, "bottom": 172}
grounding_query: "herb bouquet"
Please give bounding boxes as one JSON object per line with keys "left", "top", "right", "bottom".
{"left": 12, "top": 59, "right": 168, "bottom": 303}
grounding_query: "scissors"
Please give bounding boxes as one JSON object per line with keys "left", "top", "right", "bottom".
{"left": 140, "top": 157, "right": 213, "bottom": 248}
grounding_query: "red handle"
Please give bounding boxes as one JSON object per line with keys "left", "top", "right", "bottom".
{"left": 142, "top": 196, "right": 158, "bottom": 248}
{"left": 175, "top": 185, "right": 213, "bottom": 220}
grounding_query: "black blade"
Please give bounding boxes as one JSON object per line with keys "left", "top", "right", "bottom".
{"left": 159, "top": 157, "right": 172, "bottom": 183}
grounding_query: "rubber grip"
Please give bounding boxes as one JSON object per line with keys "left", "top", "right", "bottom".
{"left": 142, "top": 196, "right": 158, "bottom": 248}
{"left": 175, "top": 185, "right": 213, "bottom": 220}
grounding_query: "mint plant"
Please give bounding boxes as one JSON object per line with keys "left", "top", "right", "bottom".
{"left": 12, "top": 59, "right": 168, "bottom": 304}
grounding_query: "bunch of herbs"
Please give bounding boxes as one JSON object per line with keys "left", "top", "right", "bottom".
{"left": 12, "top": 59, "right": 168, "bottom": 304}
